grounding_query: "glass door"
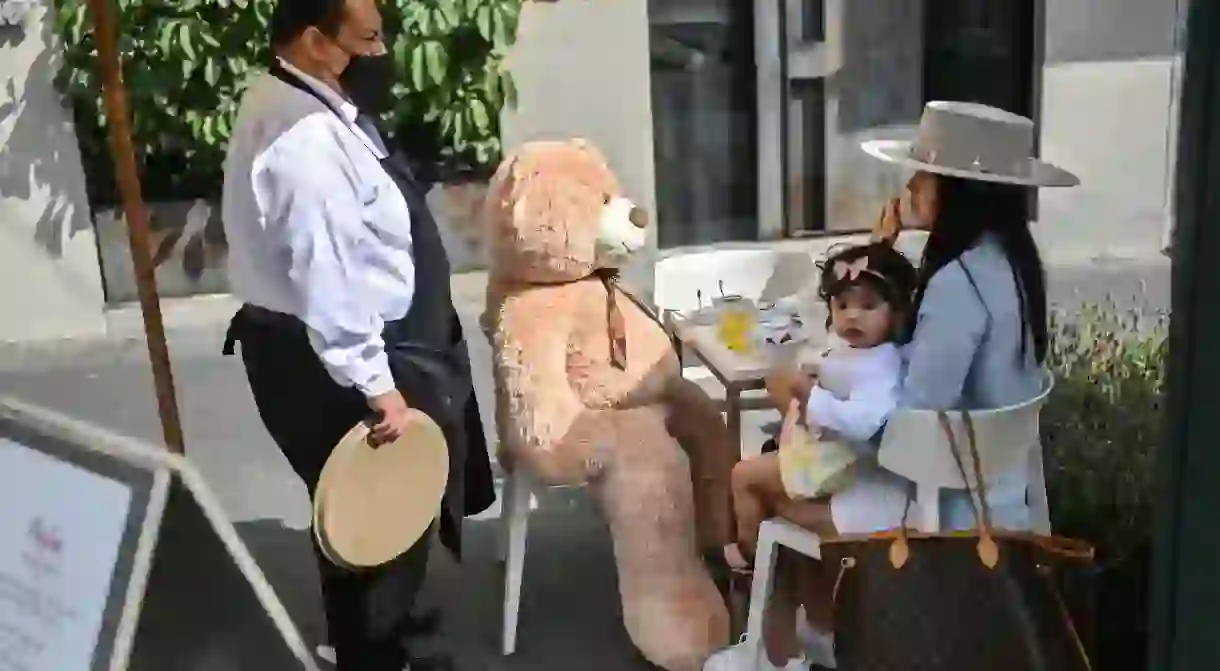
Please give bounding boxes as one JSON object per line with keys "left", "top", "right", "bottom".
{"left": 649, "top": 0, "right": 759, "bottom": 248}
{"left": 922, "top": 0, "right": 1038, "bottom": 116}
{"left": 922, "top": 0, "right": 1041, "bottom": 221}
{"left": 757, "top": 0, "right": 926, "bottom": 238}
{"left": 650, "top": 0, "right": 927, "bottom": 245}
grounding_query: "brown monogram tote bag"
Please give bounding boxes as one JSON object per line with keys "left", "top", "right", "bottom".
{"left": 818, "top": 411, "right": 1095, "bottom": 671}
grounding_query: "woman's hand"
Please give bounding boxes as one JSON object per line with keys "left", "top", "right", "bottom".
{"left": 765, "top": 367, "right": 815, "bottom": 414}
{"left": 870, "top": 197, "right": 902, "bottom": 246}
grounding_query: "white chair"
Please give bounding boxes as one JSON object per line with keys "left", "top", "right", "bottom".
{"left": 743, "top": 372, "right": 1055, "bottom": 669}
{"left": 497, "top": 463, "right": 545, "bottom": 655}
{"left": 496, "top": 249, "right": 805, "bottom": 656}
{"left": 654, "top": 248, "right": 790, "bottom": 317}
{"left": 654, "top": 247, "right": 818, "bottom": 392}
{"left": 462, "top": 307, "right": 550, "bottom": 657}
{"left": 892, "top": 229, "right": 929, "bottom": 266}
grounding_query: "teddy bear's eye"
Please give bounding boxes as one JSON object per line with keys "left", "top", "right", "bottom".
{"left": 603, "top": 194, "right": 612, "bottom": 206}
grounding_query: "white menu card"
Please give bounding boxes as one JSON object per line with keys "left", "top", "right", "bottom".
{"left": 0, "top": 438, "right": 133, "bottom": 671}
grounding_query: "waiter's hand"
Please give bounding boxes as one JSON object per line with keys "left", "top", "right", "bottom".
{"left": 367, "top": 390, "right": 412, "bottom": 446}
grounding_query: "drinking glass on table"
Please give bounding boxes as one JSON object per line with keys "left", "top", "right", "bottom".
{"left": 715, "top": 295, "right": 758, "bottom": 354}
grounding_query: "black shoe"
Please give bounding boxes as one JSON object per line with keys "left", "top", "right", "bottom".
{"left": 400, "top": 608, "right": 443, "bottom": 637}
{"left": 404, "top": 652, "right": 454, "bottom": 671}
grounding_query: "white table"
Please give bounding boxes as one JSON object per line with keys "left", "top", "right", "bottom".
{"left": 663, "top": 308, "right": 826, "bottom": 456}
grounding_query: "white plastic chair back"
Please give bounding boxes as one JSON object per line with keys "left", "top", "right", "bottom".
{"left": 893, "top": 229, "right": 929, "bottom": 266}
{"left": 653, "top": 248, "right": 779, "bottom": 314}
{"left": 877, "top": 372, "right": 1054, "bottom": 533}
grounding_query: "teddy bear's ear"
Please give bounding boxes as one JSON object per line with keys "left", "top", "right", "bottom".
{"left": 568, "top": 137, "right": 610, "bottom": 167}
{"left": 505, "top": 154, "right": 521, "bottom": 174}
{"left": 494, "top": 152, "right": 522, "bottom": 182}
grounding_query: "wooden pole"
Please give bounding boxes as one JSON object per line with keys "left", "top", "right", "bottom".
{"left": 85, "top": 0, "right": 186, "bottom": 454}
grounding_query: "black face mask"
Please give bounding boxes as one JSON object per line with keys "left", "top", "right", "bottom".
{"left": 339, "top": 52, "right": 397, "bottom": 116}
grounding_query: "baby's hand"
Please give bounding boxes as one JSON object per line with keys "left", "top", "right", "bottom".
{"left": 765, "top": 367, "right": 808, "bottom": 412}
{"left": 761, "top": 368, "right": 800, "bottom": 409}
{"left": 781, "top": 398, "right": 804, "bottom": 436}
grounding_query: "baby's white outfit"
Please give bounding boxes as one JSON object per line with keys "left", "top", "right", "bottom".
{"left": 778, "top": 340, "right": 902, "bottom": 499}
{"left": 805, "top": 340, "right": 903, "bottom": 443}
{"left": 820, "top": 336, "right": 912, "bottom": 532}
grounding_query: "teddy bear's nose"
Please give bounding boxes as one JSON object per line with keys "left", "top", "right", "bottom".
{"left": 628, "top": 206, "right": 649, "bottom": 229}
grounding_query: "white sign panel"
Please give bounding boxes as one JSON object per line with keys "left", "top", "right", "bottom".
{"left": 0, "top": 438, "right": 134, "bottom": 671}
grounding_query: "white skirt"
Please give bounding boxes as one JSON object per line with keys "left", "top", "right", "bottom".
{"left": 829, "top": 465, "right": 1032, "bottom": 534}
{"left": 829, "top": 468, "right": 912, "bottom": 534}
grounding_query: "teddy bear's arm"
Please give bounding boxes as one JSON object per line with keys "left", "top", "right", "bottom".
{"left": 494, "top": 289, "right": 611, "bottom": 484}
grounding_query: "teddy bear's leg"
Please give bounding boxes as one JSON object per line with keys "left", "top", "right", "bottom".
{"left": 664, "top": 379, "right": 736, "bottom": 551}
{"left": 591, "top": 407, "right": 730, "bottom": 671}
{"left": 491, "top": 364, "right": 605, "bottom": 485}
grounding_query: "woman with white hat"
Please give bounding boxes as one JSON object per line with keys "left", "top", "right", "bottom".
{"left": 704, "top": 101, "right": 1079, "bottom": 671}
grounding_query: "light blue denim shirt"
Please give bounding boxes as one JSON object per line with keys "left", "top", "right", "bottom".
{"left": 898, "top": 233, "right": 1043, "bottom": 531}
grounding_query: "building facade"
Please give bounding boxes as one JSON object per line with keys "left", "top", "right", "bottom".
{"left": 647, "top": 0, "right": 1185, "bottom": 255}
{"left": 0, "top": 0, "right": 1187, "bottom": 343}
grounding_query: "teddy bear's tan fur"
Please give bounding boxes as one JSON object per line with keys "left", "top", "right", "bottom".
{"left": 483, "top": 139, "right": 734, "bottom": 670}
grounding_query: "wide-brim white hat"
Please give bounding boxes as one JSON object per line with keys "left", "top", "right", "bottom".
{"left": 313, "top": 411, "right": 449, "bottom": 570}
{"left": 861, "top": 101, "right": 1079, "bottom": 188}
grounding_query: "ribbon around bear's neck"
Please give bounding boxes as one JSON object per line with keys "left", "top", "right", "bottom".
{"left": 595, "top": 268, "right": 630, "bottom": 370}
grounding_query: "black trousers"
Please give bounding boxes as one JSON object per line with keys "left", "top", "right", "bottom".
{"left": 232, "top": 313, "right": 438, "bottom": 671}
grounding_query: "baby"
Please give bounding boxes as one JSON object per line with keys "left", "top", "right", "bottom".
{"left": 724, "top": 241, "right": 917, "bottom": 571}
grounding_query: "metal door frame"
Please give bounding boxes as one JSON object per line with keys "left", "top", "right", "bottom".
{"left": 754, "top": 0, "right": 843, "bottom": 240}
{"left": 1149, "top": 1, "right": 1220, "bottom": 669}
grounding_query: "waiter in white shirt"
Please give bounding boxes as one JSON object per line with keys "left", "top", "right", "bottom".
{"left": 219, "top": 0, "right": 495, "bottom": 668}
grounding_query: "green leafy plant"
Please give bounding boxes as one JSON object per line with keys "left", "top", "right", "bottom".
{"left": 381, "top": 0, "right": 519, "bottom": 175}
{"left": 1042, "top": 299, "right": 1168, "bottom": 563}
{"left": 54, "top": 0, "right": 520, "bottom": 209}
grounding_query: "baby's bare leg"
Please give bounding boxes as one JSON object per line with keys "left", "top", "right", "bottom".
{"left": 774, "top": 498, "right": 839, "bottom": 631}
{"left": 730, "top": 452, "right": 790, "bottom": 558}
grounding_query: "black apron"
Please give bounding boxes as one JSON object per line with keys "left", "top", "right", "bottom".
{"left": 222, "top": 65, "right": 495, "bottom": 669}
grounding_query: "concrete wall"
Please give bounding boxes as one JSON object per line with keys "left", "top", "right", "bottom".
{"left": 500, "top": 0, "right": 657, "bottom": 287}
{"left": 1035, "top": 0, "right": 1184, "bottom": 259}
{"left": 501, "top": 0, "right": 657, "bottom": 221}
{"left": 0, "top": 0, "right": 106, "bottom": 343}
{"left": 1044, "top": 0, "right": 1179, "bottom": 64}
{"left": 821, "top": 0, "right": 924, "bottom": 234}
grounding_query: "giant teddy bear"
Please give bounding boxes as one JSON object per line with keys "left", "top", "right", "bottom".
{"left": 482, "top": 139, "right": 734, "bottom": 670}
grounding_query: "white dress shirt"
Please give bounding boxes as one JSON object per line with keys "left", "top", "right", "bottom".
{"left": 805, "top": 342, "right": 902, "bottom": 443}
{"left": 222, "top": 59, "right": 415, "bottom": 399}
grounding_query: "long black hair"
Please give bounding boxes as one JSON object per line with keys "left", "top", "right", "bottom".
{"left": 908, "top": 176, "right": 1048, "bottom": 363}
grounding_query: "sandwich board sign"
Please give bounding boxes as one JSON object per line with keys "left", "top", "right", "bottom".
{"left": 0, "top": 397, "right": 321, "bottom": 671}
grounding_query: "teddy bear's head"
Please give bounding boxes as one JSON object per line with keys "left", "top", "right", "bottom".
{"left": 484, "top": 138, "right": 650, "bottom": 284}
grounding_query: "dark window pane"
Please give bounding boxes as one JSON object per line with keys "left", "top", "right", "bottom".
{"left": 649, "top": 3, "right": 759, "bottom": 248}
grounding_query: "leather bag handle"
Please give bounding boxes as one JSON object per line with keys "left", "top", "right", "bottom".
{"left": 939, "top": 410, "right": 999, "bottom": 567}
{"left": 890, "top": 411, "right": 1000, "bottom": 568}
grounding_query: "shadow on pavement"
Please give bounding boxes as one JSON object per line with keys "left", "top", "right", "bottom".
{"left": 235, "top": 486, "right": 656, "bottom": 670}
{"left": 126, "top": 483, "right": 320, "bottom": 671}
{"left": 234, "top": 519, "right": 328, "bottom": 649}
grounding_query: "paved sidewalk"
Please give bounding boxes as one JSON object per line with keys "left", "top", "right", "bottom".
{"left": 0, "top": 311, "right": 661, "bottom": 670}
{"left": 0, "top": 256, "right": 1169, "bottom": 669}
